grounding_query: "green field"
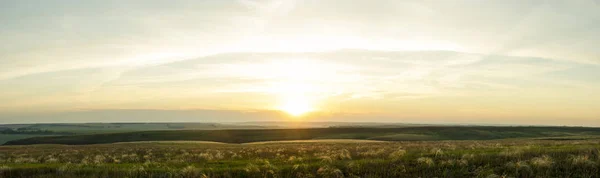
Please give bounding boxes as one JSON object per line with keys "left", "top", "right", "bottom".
{"left": 1, "top": 139, "right": 600, "bottom": 177}
{"left": 0, "top": 135, "right": 56, "bottom": 145}
{"left": 2, "top": 126, "right": 600, "bottom": 177}
{"left": 0, "top": 123, "right": 275, "bottom": 135}
{"left": 0, "top": 123, "right": 279, "bottom": 144}
{"left": 5, "top": 126, "right": 600, "bottom": 145}
{"left": 0, "top": 122, "right": 420, "bottom": 144}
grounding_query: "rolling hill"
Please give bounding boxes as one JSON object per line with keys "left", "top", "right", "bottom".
{"left": 5, "top": 126, "right": 600, "bottom": 145}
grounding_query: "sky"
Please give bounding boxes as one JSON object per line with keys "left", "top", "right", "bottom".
{"left": 0, "top": 0, "right": 599, "bottom": 125}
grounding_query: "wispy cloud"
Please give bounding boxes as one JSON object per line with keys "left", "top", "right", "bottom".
{"left": 0, "top": 1, "right": 599, "bottom": 124}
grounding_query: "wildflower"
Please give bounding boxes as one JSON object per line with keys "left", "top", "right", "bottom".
{"left": 530, "top": 155, "right": 553, "bottom": 168}
{"left": 515, "top": 161, "right": 530, "bottom": 170}
{"left": 430, "top": 148, "right": 444, "bottom": 157}
{"left": 180, "top": 165, "right": 202, "bottom": 178}
{"left": 338, "top": 149, "right": 352, "bottom": 160}
{"left": 288, "top": 156, "right": 297, "bottom": 162}
{"left": 320, "top": 156, "right": 333, "bottom": 164}
{"left": 198, "top": 153, "right": 214, "bottom": 161}
{"left": 93, "top": 155, "right": 107, "bottom": 164}
{"left": 500, "top": 148, "right": 523, "bottom": 157}
{"left": 461, "top": 153, "right": 475, "bottom": 160}
{"left": 506, "top": 161, "right": 532, "bottom": 174}
{"left": 359, "top": 148, "right": 386, "bottom": 157}
{"left": 389, "top": 149, "right": 407, "bottom": 160}
{"left": 569, "top": 155, "right": 595, "bottom": 166}
{"left": 458, "top": 159, "right": 469, "bottom": 166}
{"left": 244, "top": 163, "right": 260, "bottom": 173}
{"left": 346, "top": 162, "right": 360, "bottom": 170}
{"left": 45, "top": 157, "right": 60, "bottom": 163}
{"left": 128, "top": 165, "right": 147, "bottom": 177}
{"left": 13, "top": 157, "right": 38, "bottom": 164}
{"left": 293, "top": 164, "right": 300, "bottom": 170}
{"left": 440, "top": 159, "right": 456, "bottom": 166}
{"left": 214, "top": 150, "right": 225, "bottom": 160}
{"left": 417, "top": 157, "right": 434, "bottom": 167}
{"left": 317, "top": 166, "right": 344, "bottom": 178}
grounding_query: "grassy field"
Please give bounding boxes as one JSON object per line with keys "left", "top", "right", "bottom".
{"left": 0, "top": 123, "right": 277, "bottom": 144}
{"left": 0, "top": 135, "right": 57, "bottom": 145}
{"left": 2, "top": 126, "right": 600, "bottom": 177}
{"left": 0, "top": 123, "right": 274, "bottom": 135}
{"left": 0, "top": 122, "right": 419, "bottom": 144}
{"left": 1, "top": 139, "right": 600, "bottom": 177}
{"left": 5, "top": 126, "right": 600, "bottom": 145}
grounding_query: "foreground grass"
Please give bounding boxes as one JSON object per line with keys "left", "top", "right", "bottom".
{"left": 1, "top": 139, "right": 600, "bottom": 177}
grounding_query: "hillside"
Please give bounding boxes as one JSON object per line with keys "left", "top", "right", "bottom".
{"left": 0, "top": 123, "right": 274, "bottom": 134}
{"left": 5, "top": 126, "right": 600, "bottom": 145}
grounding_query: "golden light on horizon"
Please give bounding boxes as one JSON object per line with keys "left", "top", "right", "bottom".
{"left": 279, "top": 95, "right": 313, "bottom": 117}
{"left": 274, "top": 83, "right": 317, "bottom": 117}
{"left": 264, "top": 59, "right": 326, "bottom": 117}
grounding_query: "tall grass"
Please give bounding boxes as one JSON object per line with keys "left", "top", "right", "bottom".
{"left": 0, "top": 139, "right": 599, "bottom": 177}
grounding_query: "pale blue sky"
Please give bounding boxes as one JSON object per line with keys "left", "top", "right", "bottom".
{"left": 0, "top": 0, "right": 599, "bottom": 125}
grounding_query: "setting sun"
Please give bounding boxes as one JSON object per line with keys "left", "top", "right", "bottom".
{"left": 279, "top": 95, "right": 313, "bottom": 117}
{"left": 259, "top": 59, "right": 328, "bottom": 117}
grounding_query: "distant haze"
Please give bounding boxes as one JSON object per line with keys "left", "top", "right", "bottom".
{"left": 0, "top": 1, "right": 599, "bottom": 126}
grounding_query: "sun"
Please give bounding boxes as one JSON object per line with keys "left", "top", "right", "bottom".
{"left": 279, "top": 95, "right": 313, "bottom": 117}
{"left": 263, "top": 58, "right": 327, "bottom": 117}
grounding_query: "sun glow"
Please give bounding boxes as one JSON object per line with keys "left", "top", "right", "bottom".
{"left": 275, "top": 83, "right": 316, "bottom": 117}
{"left": 228, "top": 57, "right": 351, "bottom": 117}
{"left": 279, "top": 95, "right": 313, "bottom": 116}
{"left": 265, "top": 59, "right": 325, "bottom": 117}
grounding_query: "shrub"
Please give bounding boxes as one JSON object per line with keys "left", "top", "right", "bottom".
{"left": 416, "top": 157, "right": 434, "bottom": 167}
{"left": 530, "top": 155, "right": 553, "bottom": 168}
{"left": 317, "top": 165, "right": 344, "bottom": 178}
{"left": 180, "top": 165, "right": 205, "bottom": 178}
{"left": 569, "top": 155, "right": 595, "bottom": 166}
{"left": 389, "top": 149, "right": 407, "bottom": 161}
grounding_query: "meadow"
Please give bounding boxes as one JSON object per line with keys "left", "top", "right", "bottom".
{"left": 6, "top": 126, "right": 600, "bottom": 145}
{"left": 0, "top": 134, "right": 55, "bottom": 145}
{"left": 1, "top": 138, "right": 600, "bottom": 177}
{"left": 0, "top": 123, "right": 275, "bottom": 135}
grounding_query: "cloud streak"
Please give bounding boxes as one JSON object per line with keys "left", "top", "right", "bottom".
{"left": 0, "top": 0, "right": 599, "bottom": 124}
